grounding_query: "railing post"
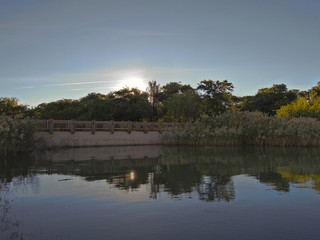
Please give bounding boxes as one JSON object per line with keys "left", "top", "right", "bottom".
{"left": 70, "top": 119, "right": 75, "bottom": 134}
{"left": 91, "top": 120, "right": 96, "bottom": 134}
{"left": 110, "top": 120, "right": 114, "bottom": 134}
{"left": 127, "top": 121, "right": 132, "bottom": 134}
{"left": 144, "top": 122, "right": 147, "bottom": 133}
{"left": 159, "top": 122, "right": 162, "bottom": 134}
{"left": 49, "top": 119, "right": 53, "bottom": 134}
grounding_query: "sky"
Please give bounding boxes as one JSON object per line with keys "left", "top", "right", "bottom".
{"left": 1, "top": 0, "right": 319, "bottom": 106}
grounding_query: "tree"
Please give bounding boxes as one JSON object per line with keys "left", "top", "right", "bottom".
{"left": 78, "top": 93, "right": 115, "bottom": 120}
{"left": 109, "top": 87, "right": 152, "bottom": 121}
{"left": 0, "top": 97, "right": 28, "bottom": 117}
{"left": 239, "top": 84, "right": 299, "bottom": 115}
{"left": 160, "top": 82, "right": 195, "bottom": 103}
{"left": 163, "top": 91, "right": 201, "bottom": 122}
{"left": 276, "top": 82, "right": 320, "bottom": 119}
{"left": 277, "top": 96, "right": 320, "bottom": 119}
{"left": 310, "top": 81, "right": 320, "bottom": 97}
{"left": 35, "top": 99, "right": 80, "bottom": 120}
{"left": 197, "top": 80, "right": 234, "bottom": 116}
{"left": 146, "top": 80, "right": 161, "bottom": 121}
{"left": 156, "top": 82, "right": 196, "bottom": 120}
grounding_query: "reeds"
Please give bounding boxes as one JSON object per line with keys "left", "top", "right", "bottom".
{"left": 163, "top": 111, "right": 320, "bottom": 147}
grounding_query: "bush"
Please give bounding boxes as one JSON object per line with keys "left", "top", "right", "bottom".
{"left": 0, "top": 116, "right": 36, "bottom": 154}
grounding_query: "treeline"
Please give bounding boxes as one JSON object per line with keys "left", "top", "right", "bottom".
{"left": 2, "top": 80, "right": 320, "bottom": 121}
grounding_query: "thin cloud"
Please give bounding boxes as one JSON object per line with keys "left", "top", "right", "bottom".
{"left": 71, "top": 86, "right": 117, "bottom": 91}
{"left": 89, "top": 86, "right": 118, "bottom": 90}
{"left": 114, "top": 28, "right": 175, "bottom": 37}
{"left": 21, "top": 80, "right": 121, "bottom": 89}
{"left": 71, "top": 88, "right": 85, "bottom": 91}
{"left": 18, "top": 66, "right": 216, "bottom": 90}
{"left": 21, "top": 86, "right": 37, "bottom": 89}
{"left": 45, "top": 80, "right": 120, "bottom": 87}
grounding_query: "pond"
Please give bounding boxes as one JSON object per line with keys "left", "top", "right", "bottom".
{"left": 1, "top": 146, "right": 320, "bottom": 240}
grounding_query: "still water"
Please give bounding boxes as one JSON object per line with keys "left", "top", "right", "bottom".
{"left": 1, "top": 146, "right": 320, "bottom": 240}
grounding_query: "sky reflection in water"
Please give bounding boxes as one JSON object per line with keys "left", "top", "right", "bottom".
{"left": 1, "top": 146, "right": 320, "bottom": 240}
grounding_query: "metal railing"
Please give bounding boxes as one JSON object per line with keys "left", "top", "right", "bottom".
{"left": 36, "top": 120, "right": 188, "bottom": 134}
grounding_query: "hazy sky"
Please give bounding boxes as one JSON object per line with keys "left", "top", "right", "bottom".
{"left": 1, "top": 0, "right": 319, "bottom": 106}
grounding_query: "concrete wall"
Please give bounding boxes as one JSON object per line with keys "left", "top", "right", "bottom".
{"left": 34, "top": 131, "right": 163, "bottom": 148}
{"left": 31, "top": 145, "right": 163, "bottom": 161}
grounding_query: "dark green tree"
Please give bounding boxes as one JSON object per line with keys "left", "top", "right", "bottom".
{"left": 35, "top": 99, "right": 80, "bottom": 120}
{"left": 109, "top": 88, "right": 152, "bottom": 121}
{"left": 77, "top": 93, "right": 115, "bottom": 120}
{"left": 197, "top": 80, "right": 234, "bottom": 116}
{"left": 160, "top": 82, "right": 195, "bottom": 103}
{"left": 163, "top": 91, "right": 201, "bottom": 122}
{"left": 239, "top": 84, "right": 299, "bottom": 115}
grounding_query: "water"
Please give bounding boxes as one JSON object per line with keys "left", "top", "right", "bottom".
{"left": 1, "top": 146, "right": 320, "bottom": 240}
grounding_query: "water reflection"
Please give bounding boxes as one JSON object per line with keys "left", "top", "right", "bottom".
{"left": 1, "top": 146, "right": 320, "bottom": 202}
{"left": 2, "top": 146, "right": 320, "bottom": 240}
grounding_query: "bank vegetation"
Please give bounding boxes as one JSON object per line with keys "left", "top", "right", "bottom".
{"left": 164, "top": 111, "right": 320, "bottom": 147}
{"left": 2, "top": 80, "right": 320, "bottom": 151}
{"left": 0, "top": 116, "right": 36, "bottom": 155}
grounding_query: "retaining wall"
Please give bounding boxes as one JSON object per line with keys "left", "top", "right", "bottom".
{"left": 34, "top": 131, "right": 163, "bottom": 148}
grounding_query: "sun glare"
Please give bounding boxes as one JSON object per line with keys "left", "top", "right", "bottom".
{"left": 116, "top": 77, "right": 147, "bottom": 91}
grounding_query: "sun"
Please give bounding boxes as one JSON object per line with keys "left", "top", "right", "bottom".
{"left": 116, "top": 77, "right": 147, "bottom": 91}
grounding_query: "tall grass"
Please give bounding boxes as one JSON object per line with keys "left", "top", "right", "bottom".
{"left": 0, "top": 116, "right": 36, "bottom": 155}
{"left": 164, "top": 111, "right": 320, "bottom": 147}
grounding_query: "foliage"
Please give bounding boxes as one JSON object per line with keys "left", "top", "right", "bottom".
{"left": 160, "top": 82, "right": 195, "bottom": 103}
{"left": 276, "top": 82, "right": 320, "bottom": 119}
{"left": 77, "top": 93, "right": 115, "bottom": 120}
{"left": 165, "top": 111, "right": 320, "bottom": 147}
{"left": 34, "top": 93, "right": 116, "bottom": 121}
{"left": 109, "top": 88, "right": 152, "bottom": 121}
{"left": 277, "top": 96, "right": 320, "bottom": 119}
{"left": 239, "top": 84, "right": 299, "bottom": 115}
{"left": 162, "top": 91, "right": 201, "bottom": 122}
{"left": 5, "top": 80, "right": 320, "bottom": 123}
{"left": 0, "top": 116, "right": 36, "bottom": 154}
{"left": 310, "top": 81, "right": 320, "bottom": 97}
{"left": 35, "top": 99, "right": 80, "bottom": 120}
{"left": 158, "top": 82, "right": 196, "bottom": 121}
{"left": 197, "top": 80, "right": 234, "bottom": 116}
{"left": 0, "top": 97, "right": 28, "bottom": 117}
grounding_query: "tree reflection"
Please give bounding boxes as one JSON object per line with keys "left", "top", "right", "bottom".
{"left": 0, "top": 160, "right": 30, "bottom": 240}
{"left": 255, "top": 171, "right": 290, "bottom": 192}
{"left": 153, "top": 164, "right": 202, "bottom": 195}
{"left": 105, "top": 167, "right": 150, "bottom": 191}
{"left": 2, "top": 146, "right": 320, "bottom": 205}
{"left": 197, "top": 175, "right": 235, "bottom": 202}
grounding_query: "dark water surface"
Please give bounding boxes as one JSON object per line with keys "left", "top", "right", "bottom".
{"left": 1, "top": 146, "right": 320, "bottom": 240}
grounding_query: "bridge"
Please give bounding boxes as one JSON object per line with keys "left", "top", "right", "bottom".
{"left": 36, "top": 119, "right": 187, "bottom": 134}
{"left": 34, "top": 120, "right": 187, "bottom": 148}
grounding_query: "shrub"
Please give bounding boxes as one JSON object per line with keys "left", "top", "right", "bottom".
{"left": 0, "top": 116, "right": 36, "bottom": 154}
